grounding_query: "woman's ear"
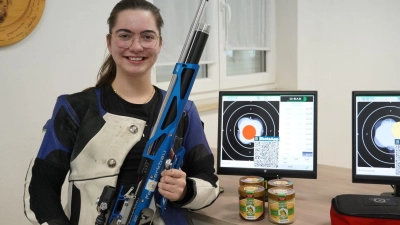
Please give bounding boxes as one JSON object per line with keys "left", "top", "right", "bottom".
{"left": 158, "top": 37, "right": 163, "bottom": 54}
{"left": 106, "top": 34, "right": 112, "bottom": 52}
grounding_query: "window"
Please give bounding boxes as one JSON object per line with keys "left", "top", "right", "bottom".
{"left": 151, "top": 0, "right": 275, "bottom": 102}
{"left": 219, "top": 0, "right": 275, "bottom": 90}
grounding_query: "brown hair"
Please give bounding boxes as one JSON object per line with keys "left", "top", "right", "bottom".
{"left": 87, "top": 0, "right": 164, "bottom": 91}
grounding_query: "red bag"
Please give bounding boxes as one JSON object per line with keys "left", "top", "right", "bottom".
{"left": 330, "top": 194, "right": 400, "bottom": 225}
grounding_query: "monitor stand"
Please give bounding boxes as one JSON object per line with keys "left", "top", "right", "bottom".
{"left": 380, "top": 184, "right": 400, "bottom": 197}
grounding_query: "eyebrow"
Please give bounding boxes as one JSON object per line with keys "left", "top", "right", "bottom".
{"left": 115, "top": 29, "right": 158, "bottom": 35}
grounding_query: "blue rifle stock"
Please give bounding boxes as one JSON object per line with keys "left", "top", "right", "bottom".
{"left": 99, "top": 1, "right": 210, "bottom": 225}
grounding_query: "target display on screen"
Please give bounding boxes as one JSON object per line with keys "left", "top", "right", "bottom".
{"left": 353, "top": 91, "right": 400, "bottom": 194}
{"left": 221, "top": 100, "right": 279, "bottom": 161}
{"left": 356, "top": 102, "right": 400, "bottom": 167}
{"left": 217, "top": 91, "right": 318, "bottom": 180}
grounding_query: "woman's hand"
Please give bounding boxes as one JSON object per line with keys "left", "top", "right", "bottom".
{"left": 158, "top": 169, "right": 187, "bottom": 202}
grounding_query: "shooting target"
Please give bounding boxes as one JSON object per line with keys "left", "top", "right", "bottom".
{"left": 357, "top": 101, "right": 400, "bottom": 168}
{"left": 221, "top": 100, "right": 279, "bottom": 161}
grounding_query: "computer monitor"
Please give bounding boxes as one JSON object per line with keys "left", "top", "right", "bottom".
{"left": 216, "top": 90, "right": 318, "bottom": 182}
{"left": 352, "top": 91, "right": 400, "bottom": 197}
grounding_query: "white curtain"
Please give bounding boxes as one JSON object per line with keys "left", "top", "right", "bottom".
{"left": 154, "top": 0, "right": 207, "bottom": 64}
{"left": 225, "top": 0, "right": 268, "bottom": 49}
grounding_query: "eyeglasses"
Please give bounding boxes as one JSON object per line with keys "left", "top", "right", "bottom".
{"left": 109, "top": 32, "right": 160, "bottom": 49}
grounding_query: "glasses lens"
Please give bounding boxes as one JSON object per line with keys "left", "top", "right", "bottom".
{"left": 112, "top": 33, "right": 158, "bottom": 48}
{"left": 140, "top": 32, "right": 157, "bottom": 48}
{"left": 120, "top": 33, "right": 133, "bottom": 48}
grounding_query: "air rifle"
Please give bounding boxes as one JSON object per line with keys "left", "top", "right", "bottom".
{"left": 95, "top": 1, "right": 210, "bottom": 224}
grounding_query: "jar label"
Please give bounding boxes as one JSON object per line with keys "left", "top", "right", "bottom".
{"left": 244, "top": 177, "right": 263, "bottom": 182}
{"left": 244, "top": 186, "right": 258, "bottom": 191}
{"left": 239, "top": 198, "right": 264, "bottom": 220}
{"left": 271, "top": 180, "right": 293, "bottom": 185}
{"left": 269, "top": 201, "right": 295, "bottom": 223}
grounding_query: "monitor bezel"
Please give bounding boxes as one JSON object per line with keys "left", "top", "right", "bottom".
{"left": 216, "top": 90, "right": 318, "bottom": 180}
{"left": 352, "top": 91, "right": 400, "bottom": 186}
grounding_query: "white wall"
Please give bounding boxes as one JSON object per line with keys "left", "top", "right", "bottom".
{"left": 296, "top": 0, "right": 400, "bottom": 168}
{"left": 2, "top": 0, "right": 400, "bottom": 224}
{"left": 0, "top": 1, "right": 116, "bottom": 224}
{"left": 276, "top": 0, "right": 298, "bottom": 90}
{"left": 275, "top": 0, "right": 400, "bottom": 169}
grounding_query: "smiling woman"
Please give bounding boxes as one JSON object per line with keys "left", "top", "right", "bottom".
{"left": 0, "top": 0, "right": 45, "bottom": 47}
{"left": 23, "top": 1, "right": 219, "bottom": 225}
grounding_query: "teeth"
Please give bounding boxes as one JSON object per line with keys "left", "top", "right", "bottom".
{"left": 128, "top": 57, "right": 143, "bottom": 61}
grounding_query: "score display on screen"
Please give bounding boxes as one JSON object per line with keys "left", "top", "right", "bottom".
{"left": 217, "top": 91, "right": 318, "bottom": 179}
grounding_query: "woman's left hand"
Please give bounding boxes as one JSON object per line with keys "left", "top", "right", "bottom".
{"left": 158, "top": 169, "right": 187, "bottom": 202}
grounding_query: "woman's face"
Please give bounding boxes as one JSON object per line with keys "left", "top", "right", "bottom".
{"left": 107, "top": 9, "right": 162, "bottom": 79}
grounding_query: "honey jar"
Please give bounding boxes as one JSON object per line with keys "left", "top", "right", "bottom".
{"left": 238, "top": 184, "right": 265, "bottom": 221}
{"left": 267, "top": 187, "right": 295, "bottom": 224}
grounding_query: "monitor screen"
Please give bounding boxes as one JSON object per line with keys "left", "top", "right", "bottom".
{"left": 352, "top": 91, "right": 400, "bottom": 196}
{"left": 216, "top": 91, "right": 318, "bottom": 180}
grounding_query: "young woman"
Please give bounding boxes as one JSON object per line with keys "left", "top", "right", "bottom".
{"left": 24, "top": 0, "right": 219, "bottom": 224}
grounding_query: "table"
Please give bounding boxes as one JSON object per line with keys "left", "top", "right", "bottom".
{"left": 192, "top": 164, "right": 393, "bottom": 225}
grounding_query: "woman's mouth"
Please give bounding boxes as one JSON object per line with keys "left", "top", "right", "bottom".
{"left": 127, "top": 57, "right": 144, "bottom": 61}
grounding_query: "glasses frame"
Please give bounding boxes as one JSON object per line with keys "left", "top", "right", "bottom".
{"left": 108, "top": 33, "right": 160, "bottom": 49}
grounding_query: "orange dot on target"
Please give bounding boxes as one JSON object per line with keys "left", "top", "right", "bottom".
{"left": 243, "top": 125, "right": 256, "bottom": 140}
{"left": 237, "top": 117, "right": 264, "bottom": 144}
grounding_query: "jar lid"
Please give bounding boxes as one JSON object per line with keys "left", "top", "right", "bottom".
{"left": 238, "top": 185, "right": 265, "bottom": 198}
{"left": 267, "top": 179, "right": 294, "bottom": 188}
{"left": 267, "top": 187, "right": 295, "bottom": 201}
{"left": 239, "top": 176, "right": 264, "bottom": 185}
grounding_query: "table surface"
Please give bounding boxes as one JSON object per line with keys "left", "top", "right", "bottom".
{"left": 191, "top": 164, "right": 393, "bottom": 225}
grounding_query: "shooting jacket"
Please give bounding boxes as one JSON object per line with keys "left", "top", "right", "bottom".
{"left": 24, "top": 86, "right": 219, "bottom": 225}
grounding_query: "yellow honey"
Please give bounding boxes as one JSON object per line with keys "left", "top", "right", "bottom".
{"left": 267, "top": 187, "right": 295, "bottom": 224}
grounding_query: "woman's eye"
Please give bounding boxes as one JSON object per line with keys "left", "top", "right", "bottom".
{"left": 142, "top": 34, "right": 155, "bottom": 40}
{"left": 118, "top": 34, "right": 131, "bottom": 39}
